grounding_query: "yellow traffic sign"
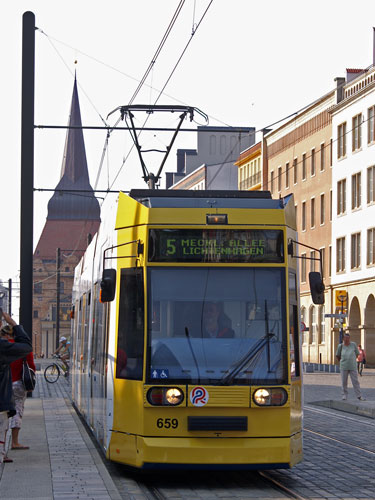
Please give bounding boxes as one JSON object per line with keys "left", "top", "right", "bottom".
{"left": 335, "top": 290, "right": 348, "bottom": 308}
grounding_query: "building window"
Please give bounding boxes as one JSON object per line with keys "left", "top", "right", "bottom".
{"left": 338, "top": 122, "right": 346, "bottom": 158}
{"left": 368, "top": 165, "right": 375, "bottom": 204}
{"left": 352, "top": 113, "right": 362, "bottom": 151}
{"left": 320, "top": 142, "right": 325, "bottom": 171}
{"left": 351, "top": 172, "right": 361, "bottom": 210}
{"left": 310, "top": 250, "right": 316, "bottom": 272}
{"left": 319, "top": 306, "right": 326, "bottom": 344}
{"left": 337, "top": 179, "right": 346, "bottom": 215}
{"left": 329, "top": 189, "right": 333, "bottom": 221}
{"left": 310, "top": 198, "right": 315, "bottom": 228}
{"left": 302, "top": 201, "right": 306, "bottom": 231}
{"left": 293, "top": 158, "right": 298, "bottom": 184}
{"left": 320, "top": 194, "right": 325, "bottom": 225}
{"left": 301, "top": 253, "right": 307, "bottom": 282}
{"left": 285, "top": 162, "right": 290, "bottom": 189}
{"left": 33, "top": 310, "right": 38, "bottom": 318}
{"left": 330, "top": 138, "right": 333, "bottom": 166}
{"left": 65, "top": 267, "right": 69, "bottom": 272}
{"left": 351, "top": 232, "right": 361, "bottom": 269}
{"left": 320, "top": 247, "right": 325, "bottom": 279}
{"left": 294, "top": 204, "right": 298, "bottom": 227}
{"left": 367, "top": 228, "right": 375, "bottom": 265}
{"left": 270, "top": 171, "right": 274, "bottom": 193}
{"left": 329, "top": 246, "right": 332, "bottom": 277}
{"left": 301, "top": 153, "right": 306, "bottom": 180}
{"left": 336, "top": 237, "right": 346, "bottom": 272}
{"left": 311, "top": 148, "right": 315, "bottom": 176}
{"left": 278, "top": 166, "right": 282, "bottom": 192}
{"left": 368, "top": 106, "right": 375, "bottom": 144}
{"left": 34, "top": 282, "right": 42, "bottom": 294}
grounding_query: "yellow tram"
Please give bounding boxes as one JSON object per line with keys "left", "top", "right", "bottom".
{"left": 71, "top": 189, "right": 323, "bottom": 470}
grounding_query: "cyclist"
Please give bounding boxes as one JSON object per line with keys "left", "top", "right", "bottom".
{"left": 54, "top": 337, "right": 70, "bottom": 371}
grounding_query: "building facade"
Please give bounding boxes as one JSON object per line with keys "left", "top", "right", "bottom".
{"left": 330, "top": 67, "right": 375, "bottom": 366}
{"left": 265, "top": 90, "right": 338, "bottom": 364}
{"left": 166, "top": 126, "right": 255, "bottom": 190}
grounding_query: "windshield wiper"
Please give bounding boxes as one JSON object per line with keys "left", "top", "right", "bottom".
{"left": 220, "top": 300, "right": 275, "bottom": 386}
{"left": 219, "top": 334, "right": 274, "bottom": 385}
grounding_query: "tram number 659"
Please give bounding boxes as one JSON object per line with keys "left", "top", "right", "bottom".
{"left": 157, "top": 418, "right": 178, "bottom": 429}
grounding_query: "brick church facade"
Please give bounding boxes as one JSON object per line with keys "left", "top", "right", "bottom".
{"left": 32, "top": 78, "right": 100, "bottom": 356}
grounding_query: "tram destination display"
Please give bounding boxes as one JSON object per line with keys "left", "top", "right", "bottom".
{"left": 148, "top": 229, "right": 284, "bottom": 263}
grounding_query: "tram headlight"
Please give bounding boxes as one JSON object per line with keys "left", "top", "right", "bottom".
{"left": 165, "top": 388, "right": 183, "bottom": 405}
{"left": 147, "top": 387, "right": 184, "bottom": 406}
{"left": 253, "top": 387, "right": 288, "bottom": 406}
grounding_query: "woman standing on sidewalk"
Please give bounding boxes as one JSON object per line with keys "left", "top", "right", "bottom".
{"left": 357, "top": 345, "right": 366, "bottom": 376}
{"left": 1, "top": 324, "right": 36, "bottom": 450}
{"left": 0, "top": 312, "right": 32, "bottom": 463}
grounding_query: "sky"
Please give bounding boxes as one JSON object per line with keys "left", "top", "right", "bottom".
{"left": 1, "top": 0, "right": 375, "bottom": 308}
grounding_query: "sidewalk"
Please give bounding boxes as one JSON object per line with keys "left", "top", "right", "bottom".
{"left": 0, "top": 362, "right": 124, "bottom": 500}
{"left": 304, "top": 367, "right": 375, "bottom": 418}
{"left": 0, "top": 365, "right": 374, "bottom": 499}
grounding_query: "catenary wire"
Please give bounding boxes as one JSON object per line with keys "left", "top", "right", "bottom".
{"left": 107, "top": 0, "right": 215, "bottom": 192}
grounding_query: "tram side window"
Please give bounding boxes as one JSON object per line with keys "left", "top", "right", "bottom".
{"left": 289, "top": 272, "right": 300, "bottom": 378}
{"left": 116, "top": 268, "right": 144, "bottom": 380}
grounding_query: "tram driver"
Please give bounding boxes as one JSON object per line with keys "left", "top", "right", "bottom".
{"left": 201, "top": 302, "right": 234, "bottom": 338}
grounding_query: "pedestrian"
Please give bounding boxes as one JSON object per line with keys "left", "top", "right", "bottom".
{"left": 1, "top": 324, "right": 36, "bottom": 450}
{"left": 357, "top": 344, "right": 366, "bottom": 376}
{"left": 0, "top": 311, "right": 32, "bottom": 464}
{"left": 336, "top": 333, "right": 366, "bottom": 401}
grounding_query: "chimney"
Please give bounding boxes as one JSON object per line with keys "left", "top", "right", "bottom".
{"left": 334, "top": 77, "right": 346, "bottom": 103}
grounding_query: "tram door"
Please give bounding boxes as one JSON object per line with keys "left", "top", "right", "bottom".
{"left": 71, "top": 300, "right": 81, "bottom": 400}
{"left": 80, "top": 291, "right": 90, "bottom": 417}
{"left": 89, "top": 287, "right": 96, "bottom": 429}
{"left": 89, "top": 284, "right": 109, "bottom": 446}
{"left": 75, "top": 297, "right": 83, "bottom": 410}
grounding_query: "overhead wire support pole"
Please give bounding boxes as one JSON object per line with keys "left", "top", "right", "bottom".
{"left": 20, "top": 11, "right": 35, "bottom": 337}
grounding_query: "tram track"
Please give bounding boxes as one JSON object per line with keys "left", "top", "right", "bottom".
{"left": 304, "top": 427, "right": 375, "bottom": 455}
{"left": 257, "top": 471, "right": 308, "bottom": 499}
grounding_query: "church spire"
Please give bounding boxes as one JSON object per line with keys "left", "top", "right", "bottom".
{"left": 47, "top": 77, "right": 100, "bottom": 221}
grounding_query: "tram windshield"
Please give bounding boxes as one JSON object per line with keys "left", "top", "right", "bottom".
{"left": 147, "top": 267, "right": 287, "bottom": 385}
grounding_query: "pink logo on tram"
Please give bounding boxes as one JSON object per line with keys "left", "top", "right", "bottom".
{"left": 190, "top": 386, "right": 209, "bottom": 406}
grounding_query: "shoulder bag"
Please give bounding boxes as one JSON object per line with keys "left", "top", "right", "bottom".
{"left": 22, "top": 359, "right": 36, "bottom": 392}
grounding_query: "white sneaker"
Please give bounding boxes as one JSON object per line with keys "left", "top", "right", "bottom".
{"left": 342, "top": 395, "right": 347, "bottom": 400}
{"left": 358, "top": 396, "right": 366, "bottom": 401}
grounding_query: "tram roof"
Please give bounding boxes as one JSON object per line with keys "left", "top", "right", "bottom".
{"left": 129, "top": 189, "right": 286, "bottom": 209}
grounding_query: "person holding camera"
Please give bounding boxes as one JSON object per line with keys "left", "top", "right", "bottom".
{"left": 0, "top": 311, "right": 32, "bottom": 464}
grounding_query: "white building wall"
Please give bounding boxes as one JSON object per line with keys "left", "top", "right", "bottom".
{"left": 331, "top": 85, "right": 375, "bottom": 285}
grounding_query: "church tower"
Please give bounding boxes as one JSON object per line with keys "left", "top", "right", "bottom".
{"left": 33, "top": 77, "right": 101, "bottom": 356}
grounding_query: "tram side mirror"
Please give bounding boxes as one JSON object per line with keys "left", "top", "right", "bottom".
{"left": 309, "top": 272, "right": 325, "bottom": 305}
{"left": 100, "top": 269, "right": 116, "bottom": 303}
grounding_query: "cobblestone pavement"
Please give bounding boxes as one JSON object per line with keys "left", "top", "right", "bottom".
{"left": 3, "top": 363, "right": 375, "bottom": 499}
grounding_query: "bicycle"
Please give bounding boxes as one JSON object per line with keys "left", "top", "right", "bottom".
{"left": 44, "top": 355, "right": 69, "bottom": 383}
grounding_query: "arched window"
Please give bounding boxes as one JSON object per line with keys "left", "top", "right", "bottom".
{"left": 310, "top": 305, "right": 317, "bottom": 344}
{"left": 220, "top": 135, "right": 226, "bottom": 155}
{"left": 318, "top": 305, "right": 325, "bottom": 343}
{"left": 301, "top": 306, "right": 307, "bottom": 344}
{"left": 209, "top": 135, "right": 216, "bottom": 155}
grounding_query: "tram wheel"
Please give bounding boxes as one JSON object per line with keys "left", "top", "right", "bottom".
{"left": 44, "top": 364, "right": 60, "bottom": 383}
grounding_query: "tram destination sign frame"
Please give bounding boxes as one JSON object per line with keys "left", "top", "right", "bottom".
{"left": 148, "top": 228, "right": 284, "bottom": 263}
